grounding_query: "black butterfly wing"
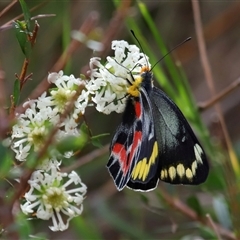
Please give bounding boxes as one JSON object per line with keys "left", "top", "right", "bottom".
{"left": 107, "top": 84, "right": 209, "bottom": 191}
{"left": 127, "top": 88, "right": 160, "bottom": 191}
{"left": 107, "top": 88, "right": 161, "bottom": 191}
{"left": 150, "top": 87, "right": 209, "bottom": 184}
{"left": 107, "top": 97, "right": 143, "bottom": 191}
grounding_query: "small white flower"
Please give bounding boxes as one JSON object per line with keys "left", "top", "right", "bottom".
{"left": 36, "top": 157, "right": 61, "bottom": 171}
{"left": 48, "top": 70, "right": 64, "bottom": 84}
{"left": 11, "top": 101, "right": 58, "bottom": 161}
{"left": 38, "top": 71, "right": 89, "bottom": 117}
{"left": 44, "top": 71, "right": 88, "bottom": 114}
{"left": 37, "top": 92, "right": 54, "bottom": 110}
{"left": 11, "top": 71, "right": 89, "bottom": 162}
{"left": 73, "top": 88, "right": 89, "bottom": 117}
{"left": 87, "top": 40, "right": 150, "bottom": 114}
{"left": 21, "top": 165, "right": 87, "bottom": 231}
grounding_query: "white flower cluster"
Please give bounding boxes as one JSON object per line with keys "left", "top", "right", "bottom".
{"left": 12, "top": 71, "right": 88, "bottom": 231}
{"left": 86, "top": 40, "right": 150, "bottom": 114}
{"left": 11, "top": 71, "right": 88, "bottom": 163}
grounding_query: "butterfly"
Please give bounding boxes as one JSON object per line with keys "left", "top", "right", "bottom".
{"left": 106, "top": 36, "right": 209, "bottom": 192}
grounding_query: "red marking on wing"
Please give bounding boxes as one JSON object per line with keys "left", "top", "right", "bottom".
{"left": 135, "top": 101, "right": 141, "bottom": 119}
{"left": 112, "top": 143, "right": 127, "bottom": 164}
{"left": 126, "top": 131, "right": 142, "bottom": 173}
{"left": 112, "top": 131, "right": 142, "bottom": 175}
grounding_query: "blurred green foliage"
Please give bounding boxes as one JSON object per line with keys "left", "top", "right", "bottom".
{"left": 0, "top": 0, "right": 239, "bottom": 239}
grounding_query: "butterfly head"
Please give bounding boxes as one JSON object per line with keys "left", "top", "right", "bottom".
{"left": 127, "top": 65, "right": 153, "bottom": 97}
{"left": 127, "top": 74, "right": 142, "bottom": 97}
{"left": 140, "top": 65, "right": 154, "bottom": 93}
{"left": 140, "top": 65, "right": 150, "bottom": 74}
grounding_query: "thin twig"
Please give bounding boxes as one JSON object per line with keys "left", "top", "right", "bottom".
{"left": 91, "top": 174, "right": 236, "bottom": 239}
{"left": 0, "top": 0, "right": 18, "bottom": 18}
{"left": 159, "top": 186, "right": 236, "bottom": 240}
{"left": 62, "top": 144, "right": 109, "bottom": 173}
{"left": 30, "top": 14, "right": 56, "bottom": 21}
{"left": 0, "top": 68, "right": 8, "bottom": 138}
{"left": 18, "top": 21, "right": 39, "bottom": 90}
{"left": 9, "top": 21, "right": 40, "bottom": 119}
{"left": 198, "top": 76, "right": 240, "bottom": 111}
{"left": 0, "top": 1, "right": 49, "bottom": 31}
{"left": 192, "top": 0, "right": 239, "bottom": 174}
{"left": 79, "top": 0, "right": 132, "bottom": 76}
{"left": 16, "top": 11, "right": 99, "bottom": 111}
{"left": 206, "top": 214, "right": 223, "bottom": 240}
{"left": 191, "top": 0, "right": 240, "bottom": 237}
{"left": 100, "top": 0, "right": 132, "bottom": 57}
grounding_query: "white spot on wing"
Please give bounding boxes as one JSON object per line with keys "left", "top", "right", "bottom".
{"left": 194, "top": 144, "right": 203, "bottom": 164}
{"left": 191, "top": 160, "right": 197, "bottom": 176}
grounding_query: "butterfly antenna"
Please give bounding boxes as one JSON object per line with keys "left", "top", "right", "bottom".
{"left": 130, "top": 30, "right": 149, "bottom": 69}
{"left": 131, "top": 29, "right": 191, "bottom": 71}
{"left": 151, "top": 37, "right": 191, "bottom": 70}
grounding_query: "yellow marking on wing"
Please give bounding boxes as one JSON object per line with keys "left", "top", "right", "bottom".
{"left": 127, "top": 77, "right": 142, "bottom": 97}
{"left": 140, "top": 158, "right": 148, "bottom": 180}
{"left": 177, "top": 164, "right": 185, "bottom": 178}
{"left": 131, "top": 141, "right": 158, "bottom": 181}
{"left": 168, "top": 166, "right": 176, "bottom": 180}
{"left": 161, "top": 170, "right": 165, "bottom": 180}
{"left": 131, "top": 161, "right": 143, "bottom": 180}
{"left": 191, "top": 160, "right": 197, "bottom": 176}
{"left": 142, "top": 158, "right": 150, "bottom": 181}
{"left": 186, "top": 168, "right": 193, "bottom": 180}
{"left": 164, "top": 169, "right": 168, "bottom": 178}
{"left": 194, "top": 144, "right": 203, "bottom": 164}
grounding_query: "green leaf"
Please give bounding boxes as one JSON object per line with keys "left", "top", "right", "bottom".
{"left": 19, "top": 0, "right": 31, "bottom": 29}
{"left": 13, "top": 20, "right": 31, "bottom": 58}
{"left": 72, "top": 216, "right": 102, "bottom": 239}
{"left": 187, "top": 195, "right": 203, "bottom": 216}
{"left": 198, "top": 225, "right": 220, "bottom": 239}
{"left": 80, "top": 121, "right": 90, "bottom": 136}
{"left": 139, "top": 193, "right": 149, "bottom": 205}
{"left": 205, "top": 165, "right": 226, "bottom": 191}
{"left": 25, "top": 147, "right": 38, "bottom": 169}
{"left": 13, "top": 78, "right": 21, "bottom": 106}
{"left": 15, "top": 212, "right": 33, "bottom": 240}
{"left": 0, "top": 142, "right": 12, "bottom": 178}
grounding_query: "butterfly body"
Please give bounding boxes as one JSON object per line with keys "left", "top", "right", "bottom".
{"left": 107, "top": 67, "right": 209, "bottom": 191}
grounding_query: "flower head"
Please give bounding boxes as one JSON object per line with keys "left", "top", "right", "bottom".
{"left": 11, "top": 101, "right": 59, "bottom": 161}
{"left": 87, "top": 40, "right": 150, "bottom": 114}
{"left": 38, "top": 70, "right": 88, "bottom": 115}
{"left": 21, "top": 165, "right": 87, "bottom": 231}
{"left": 11, "top": 71, "right": 89, "bottom": 162}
